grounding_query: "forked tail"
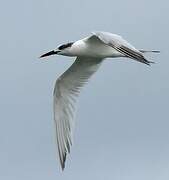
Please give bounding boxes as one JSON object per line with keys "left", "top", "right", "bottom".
{"left": 139, "top": 50, "right": 160, "bottom": 65}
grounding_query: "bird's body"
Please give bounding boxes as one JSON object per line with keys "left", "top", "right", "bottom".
{"left": 68, "top": 37, "right": 122, "bottom": 58}
{"left": 40, "top": 31, "right": 159, "bottom": 170}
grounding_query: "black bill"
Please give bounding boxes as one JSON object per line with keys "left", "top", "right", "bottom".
{"left": 39, "top": 50, "right": 60, "bottom": 58}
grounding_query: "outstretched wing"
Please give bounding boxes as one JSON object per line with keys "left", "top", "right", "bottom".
{"left": 88, "top": 31, "right": 155, "bottom": 65}
{"left": 53, "top": 57, "right": 103, "bottom": 170}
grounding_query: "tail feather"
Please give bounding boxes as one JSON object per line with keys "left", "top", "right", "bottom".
{"left": 139, "top": 50, "right": 160, "bottom": 53}
{"left": 138, "top": 50, "right": 160, "bottom": 65}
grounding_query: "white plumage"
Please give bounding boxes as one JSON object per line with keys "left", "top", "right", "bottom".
{"left": 40, "top": 31, "right": 159, "bottom": 170}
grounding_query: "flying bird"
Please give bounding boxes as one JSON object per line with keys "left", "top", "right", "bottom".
{"left": 40, "top": 31, "right": 159, "bottom": 170}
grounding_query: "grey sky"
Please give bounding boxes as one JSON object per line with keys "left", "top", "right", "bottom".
{"left": 0, "top": 0, "right": 169, "bottom": 179}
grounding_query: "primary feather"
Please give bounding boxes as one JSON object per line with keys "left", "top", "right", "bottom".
{"left": 53, "top": 57, "right": 103, "bottom": 170}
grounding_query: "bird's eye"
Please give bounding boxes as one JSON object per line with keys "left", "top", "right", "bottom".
{"left": 58, "top": 45, "right": 65, "bottom": 50}
{"left": 58, "top": 42, "right": 73, "bottom": 50}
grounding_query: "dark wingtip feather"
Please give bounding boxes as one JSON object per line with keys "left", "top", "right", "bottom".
{"left": 143, "top": 59, "right": 155, "bottom": 66}
{"left": 60, "top": 153, "right": 67, "bottom": 171}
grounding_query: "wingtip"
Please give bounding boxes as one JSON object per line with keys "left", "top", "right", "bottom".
{"left": 61, "top": 163, "right": 65, "bottom": 171}
{"left": 60, "top": 153, "right": 66, "bottom": 171}
{"left": 145, "top": 61, "right": 155, "bottom": 66}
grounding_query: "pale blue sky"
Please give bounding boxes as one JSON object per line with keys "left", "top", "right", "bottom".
{"left": 0, "top": 0, "right": 169, "bottom": 179}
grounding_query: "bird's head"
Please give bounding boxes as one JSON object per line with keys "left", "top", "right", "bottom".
{"left": 40, "top": 42, "right": 74, "bottom": 58}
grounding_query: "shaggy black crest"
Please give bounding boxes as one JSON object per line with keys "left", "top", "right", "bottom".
{"left": 58, "top": 42, "right": 74, "bottom": 50}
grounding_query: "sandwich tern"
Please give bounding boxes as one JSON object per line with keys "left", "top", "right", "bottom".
{"left": 40, "top": 31, "right": 159, "bottom": 170}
